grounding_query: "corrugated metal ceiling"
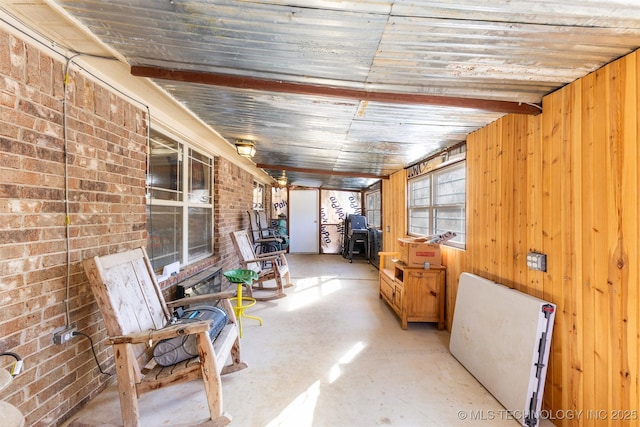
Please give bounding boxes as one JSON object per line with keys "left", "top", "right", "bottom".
{"left": 34, "top": 1, "right": 640, "bottom": 188}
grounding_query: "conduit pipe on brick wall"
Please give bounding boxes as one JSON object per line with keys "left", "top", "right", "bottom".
{"left": 62, "top": 54, "right": 81, "bottom": 328}
{"left": 0, "top": 12, "right": 153, "bottom": 331}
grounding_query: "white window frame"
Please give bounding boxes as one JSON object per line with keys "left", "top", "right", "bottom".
{"left": 146, "top": 130, "right": 214, "bottom": 270}
{"left": 365, "top": 188, "right": 381, "bottom": 229}
{"left": 408, "top": 160, "right": 466, "bottom": 248}
{"left": 253, "top": 181, "right": 265, "bottom": 210}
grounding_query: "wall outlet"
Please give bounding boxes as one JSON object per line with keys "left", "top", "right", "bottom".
{"left": 526, "top": 252, "right": 547, "bottom": 272}
{"left": 53, "top": 326, "right": 76, "bottom": 345}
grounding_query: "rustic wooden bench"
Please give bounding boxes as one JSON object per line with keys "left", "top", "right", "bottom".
{"left": 230, "top": 229, "right": 293, "bottom": 301}
{"left": 83, "top": 247, "right": 247, "bottom": 427}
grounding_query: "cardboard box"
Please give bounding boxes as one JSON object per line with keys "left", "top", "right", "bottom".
{"left": 398, "top": 238, "right": 441, "bottom": 268}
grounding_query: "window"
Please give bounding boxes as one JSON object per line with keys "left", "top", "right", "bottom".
{"left": 146, "top": 131, "right": 214, "bottom": 270}
{"left": 253, "top": 181, "right": 265, "bottom": 210}
{"left": 408, "top": 161, "right": 466, "bottom": 247}
{"left": 365, "top": 188, "right": 381, "bottom": 229}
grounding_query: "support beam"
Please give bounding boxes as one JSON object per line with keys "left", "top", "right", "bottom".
{"left": 131, "top": 66, "right": 541, "bottom": 115}
{"left": 256, "top": 164, "right": 389, "bottom": 179}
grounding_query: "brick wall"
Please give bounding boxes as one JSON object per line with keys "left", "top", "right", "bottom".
{"left": 0, "top": 27, "right": 261, "bottom": 426}
{"left": 0, "top": 26, "right": 148, "bottom": 426}
{"left": 214, "top": 157, "right": 257, "bottom": 272}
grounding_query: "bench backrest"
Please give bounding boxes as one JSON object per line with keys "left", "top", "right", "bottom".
{"left": 84, "top": 247, "right": 170, "bottom": 337}
{"left": 230, "top": 230, "right": 262, "bottom": 274}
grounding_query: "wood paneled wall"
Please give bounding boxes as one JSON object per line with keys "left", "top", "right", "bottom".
{"left": 382, "top": 50, "right": 640, "bottom": 426}
{"left": 381, "top": 169, "right": 406, "bottom": 253}
{"left": 462, "top": 51, "right": 638, "bottom": 426}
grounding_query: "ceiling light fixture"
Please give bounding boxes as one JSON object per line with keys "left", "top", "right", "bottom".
{"left": 276, "top": 171, "right": 288, "bottom": 187}
{"left": 235, "top": 140, "right": 256, "bottom": 158}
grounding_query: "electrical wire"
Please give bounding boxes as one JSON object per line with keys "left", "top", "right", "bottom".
{"left": 521, "top": 101, "right": 543, "bottom": 112}
{"left": 2, "top": 10, "right": 153, "bottom": 328}
{"left": 146, "top": 105, "right": 154, "bottom": 264}
{"left": 62, "top": 53, "right": 81, "bottom": 327}
{"left": 0, "top": 352, "right": 23, "bottom": 376}
{"left": 72, "top": 332, "right": 113, "bottom": 376}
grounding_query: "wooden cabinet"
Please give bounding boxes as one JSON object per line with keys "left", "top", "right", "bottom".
{"left": 378, "top": 253, "right": 445, "bottom": 330}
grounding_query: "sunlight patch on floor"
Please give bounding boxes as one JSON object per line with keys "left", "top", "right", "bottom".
{"left": 266, "top": 380, "right": 321, "bottom": 427}
{"left": 328, "top": 340, "right": 366, "bottom": 383}
{"left": 287, "top": 276, "right": 341, "bottom": 311}
{"left": 267, "top": 340, "right": 367, "bottom": 425}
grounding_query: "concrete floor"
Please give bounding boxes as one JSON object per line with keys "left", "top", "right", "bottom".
{"left": 63, "top": 254, "right": 553, "bottom": 427}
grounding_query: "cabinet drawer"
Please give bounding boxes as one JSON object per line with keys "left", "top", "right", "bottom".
{"left": 394, "top": 284, "right": 402, "bottom": 309}
{"left": 380, "top": 273, "right": 394, "bottom": 301}
{"left": 408, "top": 270, "right": 426, "bottom": 279}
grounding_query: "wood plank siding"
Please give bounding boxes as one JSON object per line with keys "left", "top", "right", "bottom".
{"left": 383, "top": 50, "right": 640, "bottom": 426}
{"left": 381, "top": 169, "right": 407, "bottom": 254}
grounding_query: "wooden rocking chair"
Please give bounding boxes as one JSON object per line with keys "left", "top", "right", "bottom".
{"left": 230, "top": 230, "right": 293, "bottom": 301}
{"left": 82, "top": 247, "right": 247, "bottom": 427}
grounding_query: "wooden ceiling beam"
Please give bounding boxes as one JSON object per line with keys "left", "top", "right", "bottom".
{"left": 256, "top": 164, "right": 389, "bottom": 179}
{"left": 131, "top": 66, "right": 541, "bottom": 115}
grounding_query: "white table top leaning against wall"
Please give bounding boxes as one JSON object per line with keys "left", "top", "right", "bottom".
{"left": 450, "top": 272, "right": 556, "bottom": 427}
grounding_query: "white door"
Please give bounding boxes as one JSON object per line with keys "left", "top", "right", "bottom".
{"left": 289, "top": 189, "right": 319, "bottom": 253}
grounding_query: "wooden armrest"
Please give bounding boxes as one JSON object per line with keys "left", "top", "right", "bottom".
{"left": 240, "top": 252, "right": 285, "bottom": 265}
{"left": 167, "top": 291, "right": 234, "bottom": 308}
{"left": 378, "top": 252, "right": 401, "bottom": 270}
{"left": 241, "top": 254, "right": 278, "bottom": 264}
{"left": 256, "top": 250, "right": 286, "bottom": 258}
{"left": 256, "top": 237, "right": 280, "bottom": 242}
{"left": 240, "top": 258, "right": 266, "bottom": 265}
{"left": 378, "top": 251, "right": 400, "bottom": 257}
{"left": 110, "top": 320, "right": 212, "bottom": 344}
